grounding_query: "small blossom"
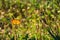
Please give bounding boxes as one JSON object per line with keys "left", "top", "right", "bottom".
{"left": 11, "top": 19, "right": 20, "bottom": 25}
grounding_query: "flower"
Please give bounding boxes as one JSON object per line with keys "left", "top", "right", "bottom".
{"left": 11, "top": 19, "right": 20, "bottom": 25}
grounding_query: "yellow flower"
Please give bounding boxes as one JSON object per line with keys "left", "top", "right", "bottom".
{"left": 11, "top": 19, "right": 20, "bottom": 25}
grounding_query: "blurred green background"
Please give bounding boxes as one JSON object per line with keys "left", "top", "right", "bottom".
{"left": 0, "top": 0, "right": 60, "bottom": 40}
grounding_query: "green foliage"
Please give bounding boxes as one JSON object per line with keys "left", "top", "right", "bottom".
{"left": 0, "top": 0, "right": 60, "bottom": 40}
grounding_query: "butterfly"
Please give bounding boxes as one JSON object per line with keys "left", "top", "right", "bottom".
{"left": 11, "top": 19, "right": 20, "bottom": 25}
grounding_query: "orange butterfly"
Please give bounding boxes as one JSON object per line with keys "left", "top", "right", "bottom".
{"left": 11, "top": 19, "right": 20, "bottom": 25}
